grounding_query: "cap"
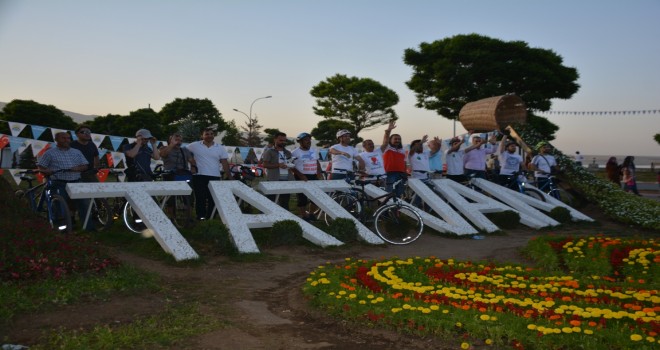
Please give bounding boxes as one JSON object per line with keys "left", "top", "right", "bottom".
{"left": 296, "top": 132, "right": 311, "bottom": 142}
{"left": 505, "top": 140, "right": 518, "bottom": 147}
{"left": 136, "top": 129, "right": 154, "bottom": 139}
{"left": 336, "top": 129, "right": 351, "bottom": 139}
{"left": 450, "top": 137, "right": 461, "bottom": 144}
{"left": 536, "top": 141, "right": 549, "bottom": 150}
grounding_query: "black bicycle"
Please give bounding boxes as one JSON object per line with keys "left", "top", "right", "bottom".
{"left": 531, "top": 174, "right": 574, "bottom": 206}
{"left": 502, "top": 171, "right": 546, "bottom": 202}
{"left": 327, "top": 177, "right": 424, "bottom": 245}
{"left": 14, "top": 169, "right": 73, "bottom": 233}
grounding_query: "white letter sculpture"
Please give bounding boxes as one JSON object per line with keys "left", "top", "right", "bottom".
{"left": 66, "top": 182, "right": 199, "bottom": 261}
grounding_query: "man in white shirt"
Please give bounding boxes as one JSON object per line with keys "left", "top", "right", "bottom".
{"left": 529, "top": 141, "right": 558, "bottom": 191}
{"left": 409, "top": 135, "right": 431, "bottom": 181}
{"left": 329, "top": 129, "right": 365, "bottom": 180}
{"left": 186, "top": 127, "right": 231, "bottom": 220}
{"left": 359, "top": 139, "right": 386, "bottom": 186}
{"left": 444, "top": 137, "right": 466, "bottom": 183}
{"left": 291, "top": 132, "right": 322, "bottom": 220}
{"left": 497, "top": 135, "right": 525, "bottom": 186}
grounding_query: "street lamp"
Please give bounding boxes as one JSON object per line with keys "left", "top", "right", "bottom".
{"left": 233, "top": 95, "right": 272, "bottom": 146}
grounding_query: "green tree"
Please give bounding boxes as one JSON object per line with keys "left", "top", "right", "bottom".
{"left": 0, "top": 99, "right": 76, "bottom": 136}
{"left": 404, "top": 34, "right": 579, "bottom": 139}
{"left": 87, "top": 114, "right": 125, "bottom": 136}
{"left": 159, "top": 98, "right": 239, "bottom": 143}
{"left": 239, "top": 115, "right": 263, "bottom": 147}
{"left": 654, "top": 133, "right": 660, "bottom": 145}
{"left": 311, "top": 119, "right": 361, "bottom": 147}
{"left": 310, "top": 74, "right": 399, "bottom": 139}
{"left": 263, "top": 128, "right": 294, "bottom": 146}
{"left": 117, "top": 108, "right": 164, "bottom": 139}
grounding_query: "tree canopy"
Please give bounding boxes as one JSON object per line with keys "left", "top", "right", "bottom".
{"left": 404, "top": 34, "right": 580, "bottom": 123}
{"left": 311, "top": 119, "right": 361, "bottom": 147}
{"left": 310, "top": 74, "right": 399, "bottom": 139}
{"left": 159, "top": 98, "right": 239, "bottom": 143}
{"left": 0, "top": 99, "right": 77, "bottom": 133}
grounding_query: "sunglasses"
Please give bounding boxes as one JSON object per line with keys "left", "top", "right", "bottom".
{"left": 78, "top": 130, "right": 91, "bottom": 135}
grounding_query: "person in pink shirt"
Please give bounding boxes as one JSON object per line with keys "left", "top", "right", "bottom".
{"left": 463, "top": 133, "right": 497, "bottom": 179}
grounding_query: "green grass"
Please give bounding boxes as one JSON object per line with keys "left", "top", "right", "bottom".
{"left": 31, "top": 302, "right": 223, "bottom": 350}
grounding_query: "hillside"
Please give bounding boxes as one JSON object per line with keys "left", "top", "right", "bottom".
{"left": 0, "top": 101, "right": 96, "bottom": 123}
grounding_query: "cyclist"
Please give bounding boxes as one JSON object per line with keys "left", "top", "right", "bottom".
{"left": 37, "top": 131, "right": 92, "bottom": 231}
{"left": 463, "top": 133, "right": 497, "bottom": 179}
{"left": 291, "top": 132, "right": 322, "bottom": 220}
{"left": 70, "top": 124, "right": 100, "bottom": 182}
{"left": 529, "top": 141, "right": 558, "bottom": 190}
{"left": 497, "top": 135, "right": 526, "bottom": 186}
{"left": 187, "top": 127, "right": 231, "bottom": 220}
{"left": 159, "top": 132, "right": 194, "bottom": 222}
{"left": 358, "top": 139, "right": 386, "bottom": 186}
{"left": 262, "top": 132, "right": 295, "bottom": 209}
{"left": 427, "top": 136, "right": 443, "bottom": 179}
{"left": 123, "top": 129, "right": 160, "bottom": 182}
{"left": 444, "top": 137, "right": 466, "bottom": 183}
{"left": 329, "top": 129, "right": 365, "bottom": 180}
{"left": 382, "top": 120, "right": 407, "bottom": 198}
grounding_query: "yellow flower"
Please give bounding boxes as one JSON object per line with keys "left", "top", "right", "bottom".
{"left": 630, "top": 334, "right": 643, "bottom": 341}
{"left": 485, "top": 338, "right": 493, "bottom": 345}
{"left": 584, "top": 329, "right": 593, "bottom": 335}
{"left": 562, "top": 327, "right": 573, "bottom": 334}
{"left": 480, "top": 314, "right": 490, "bottom": 321}
{"left": 527, "top": 324, "right": 537, "bottom": 330}
{"left": 461, "top": 342, "right": 470, "bottom": 349}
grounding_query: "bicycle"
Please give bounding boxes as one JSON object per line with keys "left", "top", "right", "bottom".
{"left": 122, "top": 166, "right": 194, "bottom": 233}
{"left": 327, "top": 177, "right": 424, "bottom": 245}
{"left": 531, "top": 174, "right": 574, "bottom": 206}
{"left": 502, "top": 171, "right": 546, "bottom": 202}
{"left": 14, "top": 169, "right": 73, "bottom": 233}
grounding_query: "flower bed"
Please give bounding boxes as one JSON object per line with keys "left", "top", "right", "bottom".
{"left": 303, "top": 236, "right": 659, "bottom": 349}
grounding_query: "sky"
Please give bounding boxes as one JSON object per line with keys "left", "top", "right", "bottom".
{"left": 0, "top": 0, "right": 659, "bottom": 157}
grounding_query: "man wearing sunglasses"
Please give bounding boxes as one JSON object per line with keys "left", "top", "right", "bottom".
{"left": 70, "top": 125, "right": 100, "bottom": 182}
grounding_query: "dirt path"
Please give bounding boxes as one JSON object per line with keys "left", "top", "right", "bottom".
{"left": 6, "top": 204, "right": 653, "bottom": 349}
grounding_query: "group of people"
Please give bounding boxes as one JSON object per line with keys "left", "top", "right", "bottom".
{"left": 606, "top": 156, "right": 641, "bottom": 195}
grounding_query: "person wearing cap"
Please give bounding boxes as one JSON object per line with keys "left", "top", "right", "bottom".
{"left": 291, "top": 132, "right": 322, "bottom": 220}
{"left": 70, "top": 124, "right": 100, "bottom": 182}
{"left": 123, "top": 128, "right": 160, "bottom": 182}
{"left": 186, "top": 127, "right": 231, "bottom": 220}
{"left": 529, "top": 141, "right": 558, "bottom": 191}
{"left": 328, "top": 129, "right": 365, "bottom": 180}
{"left": 497, "top": 135, "right": 526, "bottom": 186}
{"left": 381, "top": 120, "right": 407, "bottom": 198}
{"left": 463, "top": 133, "right": 497, "bottom": 179}
{"left": 38, "top": 131, "right": 93, "bottom": 231}
{"left": 444, "top": 137, "right": 466, "bottom": 182}
{"left": 359, "top": 139, "right": 386, "bottom": 186}
{"left": 262, "top": 132, "right": 295, "bottom": 209}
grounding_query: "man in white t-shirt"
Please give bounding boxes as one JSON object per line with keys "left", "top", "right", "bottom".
{"left": 444, "top": 137, "right": 466, "bottom": 182}
{"left": 529, "top": 141, "right": 558, "bottom": 191}
{"left": 359, "top": 139, "right": 386, "bottom": 185}
{"left": 497, "top": 135, "right": 525, "bottom": 186}
{"left": 409, "top": 135, "right": 431, "bottom": 181}
{"left": 291, "top": 132, "right": 322, "bottom": 220}
{"left": 329, "top": 129, "right": 365, "bottom": 180}
{"left": 186, "top": 127, "right": 231, "bottom": 220}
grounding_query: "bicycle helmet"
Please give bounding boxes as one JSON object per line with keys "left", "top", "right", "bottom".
{"left": 536, "top": 141, "right": 549, "bottom": 150}
{"left": 336, "top": 129, "right": 351, "bottom": 139}
{"left": 296, "top": 132, "right": 311, "bottom": 142}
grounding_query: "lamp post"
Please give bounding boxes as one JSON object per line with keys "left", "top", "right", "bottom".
{"left": 233, "top": 95, "right": 272, "bottom": 146}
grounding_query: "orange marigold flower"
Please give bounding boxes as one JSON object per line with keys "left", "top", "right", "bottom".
{"left": 588, "top": 321, "right": 597, "bottom": 327}
{"left": 569, "top": 320, "right": 581, "bottom": 327}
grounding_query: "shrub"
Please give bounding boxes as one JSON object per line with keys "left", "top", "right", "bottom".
{"left": 268, "top": 220, "right": 304, "bottom": 247}
{"left": 187, "top": 220, "right": 237, "bottom": 256}
{"left": 485, "top": 210, "right": 520, "bottom": 229}
{"left": 325, "top": 218, "right": 359, "bottom": 243}
{"left": 548, "top": 206, "right": 572, "bottom": 223}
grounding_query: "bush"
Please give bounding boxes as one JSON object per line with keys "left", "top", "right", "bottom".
{"left": 485, "top": 210, "right": 520, "bottom": 229}
{"left": 268, "top": 220, "right": 304, "bottom": 247}
{"left": 325, "top": 218, "right": 359, "bottom": 243}
{"left": 548, "top": 206, "right": 572, "bottom": 224}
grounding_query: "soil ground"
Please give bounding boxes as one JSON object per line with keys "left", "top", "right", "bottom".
{"left": 4, "top": 202, "right": 659, "bottom": 349}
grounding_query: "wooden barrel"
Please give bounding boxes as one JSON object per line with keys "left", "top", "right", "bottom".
{"left": 458, "top": 95, "right": 527, "bottom": 132}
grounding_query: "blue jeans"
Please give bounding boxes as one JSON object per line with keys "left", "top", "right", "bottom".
{"left": 386, "top": 172, "right": 407, "bottom": 198}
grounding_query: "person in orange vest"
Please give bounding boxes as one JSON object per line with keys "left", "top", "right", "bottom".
{"left": 381, "top": 120, "right": 408, "bottom": 198}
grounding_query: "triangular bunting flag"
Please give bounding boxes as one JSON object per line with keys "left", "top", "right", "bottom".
{"left": 238, "top": 147, "right": 250, "bottom": 160}
{"left": 33, "top": 140, "right": 51, "bottom": 158}
{"left": 8, "top": 122, "right": 27, "bottom": 137}
{"left": 253, "top": 147, "right": 265, "bottom": 160}
{"left": 111, "top": 152, "right": 125, "bottom": 168}
{"left": 92, "top": 133, "right": 107, "bottom": 149}
{"left": 225, "top": 146, "right": 236, "bottom": 155}
{"left": 109, "top": 136, "right": 125, "bottom": 151}
{"left": 97, "top": 169, "right": 109, "bottom": 182}
{"left": 8, "top": 136, "right": 26, "bottom": 153}
{"left": 36, "top": 172, "right": 45, "bottom": 183}
{"left": 319, "top": 148, "right": 329, "bottom": 161}
{"left": 9, "top": 169, "right": 23, "bottom": 185}
{"left": 118, "top": 171, "right": 126, "bottom": 182}
{"left": 50, "top": 128, "right": 69, "bottom": 139}
{"left": 30, "top": 125, "right": 48, "bottom": 139}
{"left": 106, "top": 152, "right": 114, "bottom": 167}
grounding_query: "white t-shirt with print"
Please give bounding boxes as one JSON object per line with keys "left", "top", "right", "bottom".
{"left": 330, "top": 144, "right": 358, "bottom": 173}
{"left": 444, "top": 149, "right": 465, "bottom": 175}
{"left": 359, "top": 149, "right": 386, "bottom": 176}
{"left": 499, "top": 151, "right": 523, "bottom": 176}
{"left": 532, "top": 154, "right": 557, "bottom": 178}
{"left": 291, "top": 147, "right": 319, "bottom": 175}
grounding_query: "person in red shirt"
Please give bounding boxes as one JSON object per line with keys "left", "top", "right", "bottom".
{"left": 381, "top": 120, "right": 407, "bottom": 198}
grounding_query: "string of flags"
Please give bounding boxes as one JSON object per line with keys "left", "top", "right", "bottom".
{"left": 539, "top": 109, "right": 659, "bottom": 116}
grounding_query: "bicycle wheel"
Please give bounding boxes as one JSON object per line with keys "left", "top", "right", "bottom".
{"left": 50, "top": 194, "right": 73, "bottom": 233}
{"left": 92, "top": 198, "right": 114, "bottom": 229}
{"left": 123, "top": 202, "right": 147, "bottom": 233}
{"left": 172, "top": 195, "right": 193, "bottom": 228}
{"left": 549, "top": 188, "right": 573, "bottom": 206}
{"left": 373, "top": 203, "right": 423, "bottom": 245}
{"left": 323, "top": 192, "right": 362, "bottom": 225}
{"left": 522, "top": 187, "right": 546, "bottom": 202}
